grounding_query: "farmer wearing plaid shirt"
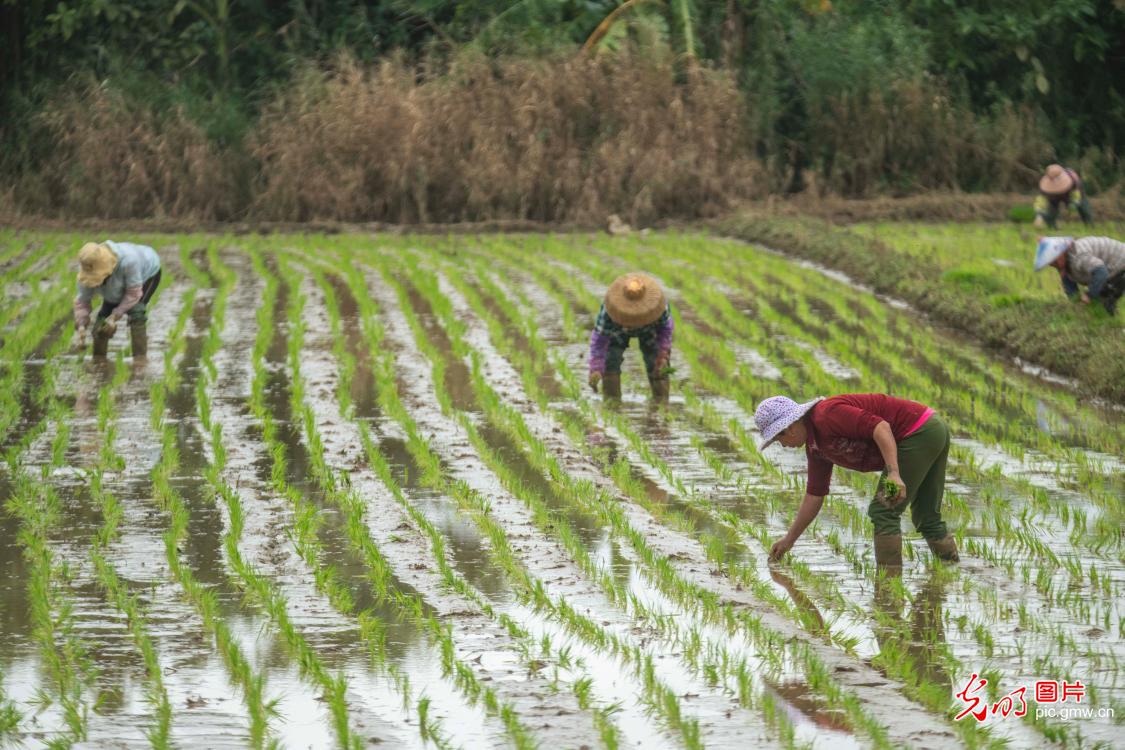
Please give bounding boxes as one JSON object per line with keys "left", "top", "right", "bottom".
{"left": 588, "top": 272, "right": 674, "bottom": 402}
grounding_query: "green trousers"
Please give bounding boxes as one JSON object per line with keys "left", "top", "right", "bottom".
{"left": 868, "top": 415, "right": 950, "bottom": 540}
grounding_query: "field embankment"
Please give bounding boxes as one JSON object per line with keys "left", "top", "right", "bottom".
{"left": 718, "top": 214, "right": 1125, "bottom": 404}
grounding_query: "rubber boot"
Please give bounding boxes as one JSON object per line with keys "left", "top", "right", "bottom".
{"left": 92, "top": 325, "right": 111, "bottom": 357}
{"left": 873, "top": 534, "right": 903, "bottom": 569}
{"left": 129, "top": 320, "right": 148, "bottom": 358}
{"left": 602, "top": 372, "right": 622, "bottom": 400}
{"left": 926, "top": 535, "right": 960, "bottom": 563}
{"left": 648, "top": 375, "right": 670, "bottom": 404}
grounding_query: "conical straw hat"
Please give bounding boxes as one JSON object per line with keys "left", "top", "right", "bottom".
{"left": 77, "top": 242, "right": 117, "bottom": 287}
{"left": 604, "top": 272, "right": 665, "bottom": 328}
{"left": 1039, "top": 164, "right": 1075, "bottom": 196}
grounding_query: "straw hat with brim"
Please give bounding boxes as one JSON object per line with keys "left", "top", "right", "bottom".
{"left": 1039, "top": 164, "right": 1075, "bottom": 197}
{"left": 604, "top": 272, "right": 665, "bottom": 329}
{"left": 754, "top": 395, "right": 824, "bottom": 450}
{"left": 1034, "top": 237, "right": 1072, "bottom": 271}
{"left": 77, "top": 242, "right": 118, "bottom": 288}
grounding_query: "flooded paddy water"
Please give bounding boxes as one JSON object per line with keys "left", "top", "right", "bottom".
{"left": 0, "top": 230, "right": 1121, "bottom": 749}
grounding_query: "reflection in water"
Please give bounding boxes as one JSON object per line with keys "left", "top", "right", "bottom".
{"left": 873, "top": 570, "right": 952, "bottom": 696}
{"left": 769, "top": 566, "right": 826, "bottom": 633}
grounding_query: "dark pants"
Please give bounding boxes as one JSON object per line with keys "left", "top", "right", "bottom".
{"left": 1100, "top": 271, "right": 1125, "bottom": 315}
{"left": 604, "top": 328, "right": 667, "bottom": 376}
{"left": 1035, "top": 192, "right": 1093, "bottom": 229}
{"left": 96, "top": 270, "right": 161, "bottom": 325}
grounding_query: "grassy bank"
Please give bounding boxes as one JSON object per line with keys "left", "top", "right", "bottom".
{"left": 716, "top": 214, "right": 1125, "bottom": 404}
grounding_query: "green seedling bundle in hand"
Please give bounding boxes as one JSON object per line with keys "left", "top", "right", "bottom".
{"left": 874, "top": 474, "right": 904, "bottom": 509}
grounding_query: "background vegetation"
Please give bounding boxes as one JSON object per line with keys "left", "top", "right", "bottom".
{"left": 1, "top": 0, "right": 1123, "bottom": 222}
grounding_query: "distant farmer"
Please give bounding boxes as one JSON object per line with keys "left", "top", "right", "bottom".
{"left": 754, "top": 393, "right": 959, "bottom": 568}
{"left": 73, "top": 241, "right": 162, "bottom": 357}
{"left": 1035, "top": 236, "right": 1125, "bottom": 315}
{"left": 588, "top": 272, "right": 674, "bottom": 402}
{"left": 1034, "top": 164, "right": 1093, "bottom": 229}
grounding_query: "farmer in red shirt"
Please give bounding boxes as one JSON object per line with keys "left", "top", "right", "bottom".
{"left": 754, "top": 393, "right": 959, "bottom": 567}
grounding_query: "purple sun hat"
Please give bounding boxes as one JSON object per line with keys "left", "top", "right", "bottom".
{"left": 754, "top": 396, "right": 824, "bottom": 450}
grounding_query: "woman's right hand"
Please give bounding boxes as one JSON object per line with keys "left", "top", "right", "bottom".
{"left": 769, "top": 535, "right": 795, "bottom": 561}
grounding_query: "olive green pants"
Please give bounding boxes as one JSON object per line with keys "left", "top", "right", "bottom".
{"left": 868, "top": 415, "right": 950, "bottom": 540}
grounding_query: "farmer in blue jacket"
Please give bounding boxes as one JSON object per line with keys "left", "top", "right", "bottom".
{"left": 73, "top": 241, "right": 162, "bottom": 357}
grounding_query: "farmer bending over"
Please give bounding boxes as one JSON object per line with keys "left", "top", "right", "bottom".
{"left": 588, "top": 272, "right": 674, "bottom": 402}
{"left": 1035, "top": 236, "right": 1125, "bottom": 315}
{"left": 73, "top": 241, "right": 162, "bottom": 357}
{"left": 754, "top": 393, "right": 958, "bottom": 568}
{"left": 1034, "top": 164, "right": 1093, "bottom": 229}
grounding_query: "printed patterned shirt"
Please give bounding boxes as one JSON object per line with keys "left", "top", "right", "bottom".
{"left": 588, "top": 303, "right": 674, "bottom": 373}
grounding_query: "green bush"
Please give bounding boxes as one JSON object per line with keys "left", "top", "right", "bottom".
{"left": 941, "top": 269, "right": 1005, "bottom": 295}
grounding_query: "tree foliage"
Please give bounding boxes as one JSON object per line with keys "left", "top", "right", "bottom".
{"left": 0, "top": 0, "right": 1122, "bottom": 196}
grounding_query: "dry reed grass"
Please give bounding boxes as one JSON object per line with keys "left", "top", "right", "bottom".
{"left": 250, "top": 53, "right": 760, "bottom": 224}
{"left": 29, "top": 83, "right": 242, "bottom": 220}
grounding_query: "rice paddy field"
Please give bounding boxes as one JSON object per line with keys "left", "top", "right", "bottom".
{"left": 0, "top": 228, "right": 1122, "bottom": 750}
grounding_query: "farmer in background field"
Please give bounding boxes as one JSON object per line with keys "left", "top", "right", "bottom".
{"left": 754, "top": 393, "right": 958, "bottom": 568}
{"left": 1034, "top": 164, "right": 1093, "bottom": 229}
{"left": 588, "top": 272, "right": 673, "bottom": 402}
{"left": 73, "top": 241, "right": 162, "bottom": 357}
{"left": 1035, "top": 236, "right": 1125, "bottom": 315}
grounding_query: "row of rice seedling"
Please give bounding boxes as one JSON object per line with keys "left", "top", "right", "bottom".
{"left": 203, "top": 244, "right": 396, "bottom": 750}
{"left": 0, "top": 238, "right": 109, "bottom": 747}
{"left": 0, "top": 244, "right": 74, "bottom": 445}
{"left": 143, "top": 247, "right": 282, "bottom": 747}
{"left": 3, "top": 375, "right": 95, "bottom": 746}
{"left": 257, "top": 246, "right": 538, "bottom": 748}
{"left": 391, "top": 243, "right": 916, "bottom": 749}
{"left": 0, "top": 236, "right": 70, "bottom": 337}
{"left": 86, "top": 348, "right": 174, "bottom": 748}
{"left": 209, "top": 243, "right": 460, "bottom": 748}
